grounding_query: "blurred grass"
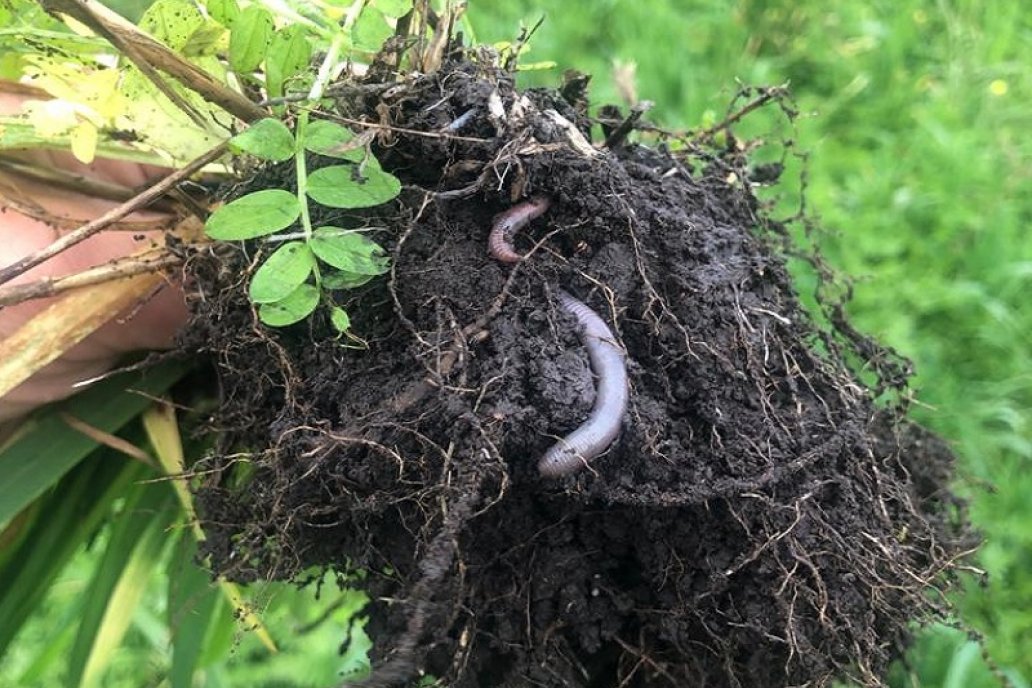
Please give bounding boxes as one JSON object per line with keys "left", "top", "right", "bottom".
{"left": 472, "top": 1, "right": 1031, "bottom": 684}
{"left": 3, "top": 531, "right": 371, "bottom": 687}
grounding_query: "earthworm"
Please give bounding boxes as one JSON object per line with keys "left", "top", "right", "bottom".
{"left": 487, "top": 195, "right": 551, "bottom": 263}
{"left": 538, "top": 289, "right": 629, "bottom": 477}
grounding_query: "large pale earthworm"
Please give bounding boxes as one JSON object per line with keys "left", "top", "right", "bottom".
{"left": 487, "top": 195, "right": 551, "bottom": 263}
{"left": 538, "top": 289, "right": 629, "bottom": 477}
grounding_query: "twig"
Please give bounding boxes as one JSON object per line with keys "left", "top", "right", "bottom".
{"left": 60, "top": 412, "right": 156, "bottom": 467}
{"left": 0, "top": 250, "right": 182, "bottom": 307}
{"left": 502, "top": 15, "right": 546, "bottom": 71}
{"left": 0, "top": 79, "right": 49, "bottom": 99}
{"left": 697, "top": 83, "right": 789, "bottom": 140}
{"left": 603, "top": 100, "right": 654, "bottom": 150}
{"left": 257, "top": 81, "right": 394, "bottom": 107}
{"left": 321, "top": 111, "right": 491, "bottom": 144}
{"left": 0, "top": 140, "right": 226, "bottom": 288}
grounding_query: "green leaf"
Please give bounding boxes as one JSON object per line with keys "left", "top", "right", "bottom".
{"left": 181, "top": 20, "right": 227, "bottom": 58}
{"left": 0, "top": 362, "right": 186, "bottom": 527}
{"left": 228, "top": 5, "right": 273, "bottom": 73}
{"left": 229, "top": 117, "right": 295, "bottom": 161}
{"left": 322, "top": 270, "right": 375, "bottom": 290}
{"left": 266, "top": 25, "right": 312, "bottom": 98}
{"left": 352, "top": 7, "right": 392, "bottom": 53}
{"left": 196, "top": 595, "right": 235, "bottom": 667}
{"left": 310, "top": 227, "right": 390, "bottom": 275}
{"left": 303, "top": 119, "right": 364, "bottom": 161}
{"left": 138, "top": 0, "right": 204, "bottom": 52}
{"left": 943, "top": 640, "right": 983, "bottom": 688}
{"left": 206, "top": 0, "right": 240, "bottom": 26}
{"left": 0, "top": 453, "right": 149, "bottom": 659}
{"left": 258, "top": 284, "right": 320, "bottom": 326}
{"left": 168, "top": 536, "right": 221, "bottom": 688}
{"left": 307, "top": 163, "right": 401, "bottom": 209}
{"left": 371, "top": 0, "right": 413, "bottom": 19}
{"left": 0, "top": 116, "right": 172, "bottom": 166}
{"left": 67, "top": 484, "right": 177, "bottom": 688}
{"left": 205, "top": 190, "right": 301, "bottom": 240}
{"left": 330, "top": 306, "right": 351, "bottom": 332}
{"left": 120, "top": 0, "right": 233, "bottom": 160}
{"left": 336, "top": 589, "right": 373, "bottom": 678}
{"left": 15, "top": 595, "right": 81, "bottom": 684}
{"left": 249, "top": 241, "right": 315, "bottom": 304}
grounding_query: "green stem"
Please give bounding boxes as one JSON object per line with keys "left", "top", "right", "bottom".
{"left": 294, "top": 31, "right": 348, "bottom": 288}
{"left": 294, "top": 111, "right": 313, "bottom": 241}
{"left": 293, "top": 111, "right": 321, "bottom": 287}
{"left": 309, "top": 31, "right": 347, "bottom": 102}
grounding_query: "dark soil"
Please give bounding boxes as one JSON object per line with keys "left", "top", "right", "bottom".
{"left": 182, "top": 50, "right": 972, "bottom": 687}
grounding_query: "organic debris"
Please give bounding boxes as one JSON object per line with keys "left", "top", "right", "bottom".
{"left": 183, "top": 51, "right": 972, "bottom": 687}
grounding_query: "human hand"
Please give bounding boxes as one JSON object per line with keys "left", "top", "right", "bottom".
{"left": 0, "top": 93, "right": 189, "bottom": 422}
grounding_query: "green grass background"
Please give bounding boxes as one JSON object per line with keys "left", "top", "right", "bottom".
{"left": 3, "top": 1, "right": 1029, "bottom": 686}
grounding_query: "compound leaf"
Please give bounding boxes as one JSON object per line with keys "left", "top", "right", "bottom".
{"left": 266, "top": 25, "right": 312, "bottom": 98}
{"left": 329, "top": 306, "right": 351, "bottom": 333}
{"left": 229, "top": 5, "right": 273, "bottom": 73}
{"left": 206, "top": 0, "right": 240, "bottom": 26}
{"left": 371, "top": 0, "right": 413, "bottom": 19}
{"left": 321, "top": 270, "right": 375, "bottom": 290}
{"left": 303, "top": 120, "right": 364, "bottom": 161}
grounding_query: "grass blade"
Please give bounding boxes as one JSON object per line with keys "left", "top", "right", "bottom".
{"left": 66, "top": 480, "right": 178, "bottom": 688}
{"left": 0, "top": 270, "right": 172, "bottom": 399}
{"left": 168, "top": 535, "right": 220, "bottom": 688}
{"left": 0, "top": 361, "right": 187, "bottom": 526}
{"left": 0, "top": 451, "right": 145, "bottom": 656}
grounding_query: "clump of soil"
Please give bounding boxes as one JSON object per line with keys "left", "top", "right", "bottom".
{"left": 183, "top": 49, "right": 971, "bottom": 687}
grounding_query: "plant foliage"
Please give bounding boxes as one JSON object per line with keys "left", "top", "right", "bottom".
{"left": 208, "top": 115, "right": 397, "bottom": 330}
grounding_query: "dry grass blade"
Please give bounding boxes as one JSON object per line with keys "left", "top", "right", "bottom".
{"left": 0, "top": 155, "right": 174, "bottom": 207}
{"left": 142, "top": 403, "right": 195, "bottom": 525}
{"left": 0, "top": 270, "right": 167, "bottom": 400}
{"left": 60, "top": 412, "right": 155, "bottom": 468}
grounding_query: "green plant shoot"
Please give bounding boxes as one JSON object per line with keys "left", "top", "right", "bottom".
{"left": 204, "top": 115, "right": 398, "bottom": 331}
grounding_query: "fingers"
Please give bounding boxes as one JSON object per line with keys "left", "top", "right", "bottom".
{"left": 0, "top": 92, "right": 190, "bottom": 418}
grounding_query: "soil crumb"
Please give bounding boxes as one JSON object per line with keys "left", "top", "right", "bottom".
{"left": 182, "top": 50, "right": 972, "bottom": 687}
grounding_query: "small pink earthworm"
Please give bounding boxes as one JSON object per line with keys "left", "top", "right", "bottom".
{"left": 537, "top": 289, "right": 629, "bottom": 477}
{"left": 487, "top": 195, "right": 551, "bottom": 263}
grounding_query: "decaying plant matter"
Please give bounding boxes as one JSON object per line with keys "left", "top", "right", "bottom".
{"left": 184, "top": 48, "right": 973, "bottom": 688}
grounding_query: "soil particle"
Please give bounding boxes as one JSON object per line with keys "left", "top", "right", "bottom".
{"left": 183, "top": 53, "right": 972, "bottom": 687}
